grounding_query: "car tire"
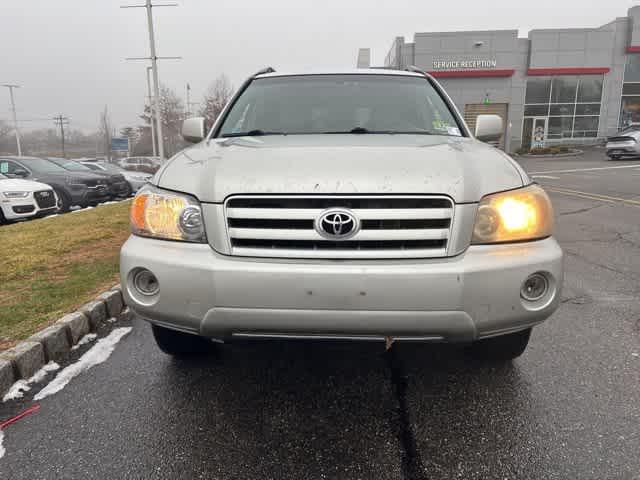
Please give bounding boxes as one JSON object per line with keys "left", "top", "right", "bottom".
{"left": 0, "top": 208, "right": 6, "bottom": 225}
{"left": 465, "top": 328, "right": 532, "bottom": 362}
{"left": 151, "top": 324, "right": 214, "bottom": 356}
{"left": 608, "top": 155, "right": 621, "bottom": 161}
{"left": 54, "top": 188, "right": 72, "bottom": 212}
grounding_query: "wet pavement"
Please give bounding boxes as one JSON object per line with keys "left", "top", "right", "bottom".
{"left": 1, "top": 147, "right": 639, "bottom": 479}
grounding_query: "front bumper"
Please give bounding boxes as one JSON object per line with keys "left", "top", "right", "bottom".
{"left": 1, "top": 195, "right": 58, "bottom": 220}
{"left": 120, "top": 236, "right": 564, "bottom": 343}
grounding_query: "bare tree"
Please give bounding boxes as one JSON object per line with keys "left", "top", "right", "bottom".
{"left": 158, "top": 84, "right": 185, "bottom": 157}
{"left": 99, "top": 106, "right": 112, "bottom": 160}
{"left": 199, "top": 74, "right": 233, "bottom": 129}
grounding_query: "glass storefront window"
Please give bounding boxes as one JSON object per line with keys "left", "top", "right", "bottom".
{"left": 525, "top": 77, "right": 552, "bottom": 104}
{"left": 549, "top": 104, "right": 575, "bottom": 116}
{"left": 577, "top": 77, "right": 603, "bottom": 103}
{"left": 523, "top": 74, "right": 603, "bottom": 145}
{"left": 524, "top": 105, "right": 548, "bottom": 116}
{"left": 620, "top": 96, "right": 640, "bottom": 127}
{"left": 576, "top": 104, "right": 600, "bottom": 116}
{"left": 548, "top": 117, "right": 574, "bottom": 139}
{"left": 551, "top": 76, "right": 578, "bottom": 103}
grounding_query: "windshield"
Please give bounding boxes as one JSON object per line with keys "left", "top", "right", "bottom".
{"left": 49, "top": 159, "right": 92, "bottom": 172}
{"left": 18, "top": 157, "right": 68, "bottom": 174}
{"left": 217, "top": 75, "right": 463, "bottom": 137}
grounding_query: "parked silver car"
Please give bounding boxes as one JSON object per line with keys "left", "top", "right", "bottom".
{"left": 121, "top": 68, "right": 563, "bottom": 362}
{"left": 80, "top": 161, "right": 151, "bottom": 193}
{"left": 606, "top": 130, "right": 640, "bottom": 159}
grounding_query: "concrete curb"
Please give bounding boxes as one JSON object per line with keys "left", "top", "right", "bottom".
{"left": 0, "top": 285, "right": 129, "bottom": 398}
{"left": 518, "top": 149, "right": 584, "bottom": 159}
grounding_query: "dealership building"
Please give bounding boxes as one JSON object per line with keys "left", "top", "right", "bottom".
{"left": 357, "top": 7, "right": 640, "bottom": 152}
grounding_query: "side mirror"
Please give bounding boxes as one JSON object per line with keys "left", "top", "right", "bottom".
{"left": 182, "top": 117, "right": 206, "bottom": 143}
{"left": 13, "top": 168, "right": 29, "bottom": 178}
{"left": 474, "top": 115, "right": 503, "bottom": 142}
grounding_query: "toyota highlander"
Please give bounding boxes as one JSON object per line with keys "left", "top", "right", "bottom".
{"left": 120, "top": 68, "right": 564, "bottom": 362}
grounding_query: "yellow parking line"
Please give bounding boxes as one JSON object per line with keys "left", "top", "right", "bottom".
{"left": 546, "top": 186, "right": 640, "bottom": 207}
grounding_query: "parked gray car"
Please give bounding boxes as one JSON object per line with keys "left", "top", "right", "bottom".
{"left": 606, "top": 129, "right": 640, "bottom": 159}
{"left": 80, "top": 161, "right": 151, "bottom": 193}
{"left": 121, "top": 68, "right": 563, "bottom": 362}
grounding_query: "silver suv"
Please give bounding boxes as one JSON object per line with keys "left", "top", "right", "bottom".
{"left": 120, "top": 68, "right": 563, "bottom": 362}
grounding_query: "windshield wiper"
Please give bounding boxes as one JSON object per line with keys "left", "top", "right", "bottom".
{"left": 323, "top": 127, "right": 446, "bottom": 135}
{"left": 221, "top": 129, "right": 285, "bottom": 138}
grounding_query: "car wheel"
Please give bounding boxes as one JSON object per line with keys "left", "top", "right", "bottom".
{"left": 608, "top": 155, "right": 621, "bottom": 160}
{"left": 54, "top": 188, "right": 72, "bottom": 212}
{"left": 151, "top": 324, "right": 214, "bottom": 356}
{"left": 465, "top": 328, "right": 531, "bottom": 362}
{"left": 0, "top": 208, "right": 6, "bottom": 225}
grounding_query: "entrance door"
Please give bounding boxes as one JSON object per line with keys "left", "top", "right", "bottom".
{"left": 531, "top": 117, "right": 548, "bottom": 149}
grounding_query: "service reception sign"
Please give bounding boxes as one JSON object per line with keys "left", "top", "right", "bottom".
{"left": 432, "top": 59, "right": 498, "bottom": 70}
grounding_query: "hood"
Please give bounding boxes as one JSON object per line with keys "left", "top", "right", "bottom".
{"left": 0, "top": 178, "right": 52, "bottom": 191}
{"left": 155, "top": 135, "right": 526, "bottom": 204}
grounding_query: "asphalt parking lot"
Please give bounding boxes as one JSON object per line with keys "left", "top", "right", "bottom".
{"left": 1, "top": 147, "right": 639, "bottom": 479}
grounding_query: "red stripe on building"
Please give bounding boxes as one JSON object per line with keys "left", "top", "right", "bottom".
{"left": 527, "top": 67, "right": 610, "bottom": 76}
{"left": 627, "top": 46, "right": 640, "bottom": 53}
{"left": 427, "top": 69, "right": 516, "bottom": 78}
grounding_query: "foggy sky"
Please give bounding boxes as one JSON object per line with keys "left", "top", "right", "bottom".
{"left": 0, "top": 0, "right": 633, "bottom": 133}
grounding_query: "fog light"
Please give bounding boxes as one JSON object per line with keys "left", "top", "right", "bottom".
{"left": 133, "top": 269, "right": 159, "bottom": 296}
{"left": 521, "top": 273, "right": 548, "bottom": 302}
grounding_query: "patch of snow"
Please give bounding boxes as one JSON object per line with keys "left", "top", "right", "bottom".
{"left": 0, "top": 429, "right": 5, "bottom": 459}
{"left": 632, "top": 353, "right": 639, "bottom": 358}
{"left": 42, "top": 214, "right": 59, "bottom": 220}
{"left": 34, "top": 327, "right": 132, "bottom": 401}
{"left": 70, "top": 206, "right": 93, "bottom": 213}
{"left": 71, "top": 333, "right": 98, "bottom": 350}
{"left": 2, "top": 362, "right": 60, "bottom": 402}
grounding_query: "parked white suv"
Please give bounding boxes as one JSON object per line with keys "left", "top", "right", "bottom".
{"left": 0, "top": 173, "right": 58, "bottom": 223}
{"left": 121, "top": 68, "right": 563, "bottom": 362}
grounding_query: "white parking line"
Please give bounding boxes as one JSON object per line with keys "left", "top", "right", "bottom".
{"left": 529, "top": 164, "right": 640, "bottom": 175}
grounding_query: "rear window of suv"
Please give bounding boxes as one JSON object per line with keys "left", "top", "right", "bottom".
{"left": 217, "top": 74, "right": 464, "bottom": 138}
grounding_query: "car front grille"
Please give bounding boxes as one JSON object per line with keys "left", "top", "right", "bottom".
{"left": 224, "top": 195, "right": 454, "bottom": 259}
{"left": 34, "top": 190, "right": 57, "bottom": 209}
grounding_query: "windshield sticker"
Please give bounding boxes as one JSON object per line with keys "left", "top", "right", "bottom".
{"left": 432, "top": 120, "right": 451, "bottom": 132}
{"left": 447, "top": 127, "right": 461, "bottom": 136}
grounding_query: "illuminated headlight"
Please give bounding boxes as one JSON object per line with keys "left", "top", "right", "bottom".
{"left": 472, "top": 184, "right": 554, "bottom": 244}
{"left": 2, "top": 191, "right": 30, "bottom": 199}
{"left": 130, "top": 185, "right": 206, "bottom": 242}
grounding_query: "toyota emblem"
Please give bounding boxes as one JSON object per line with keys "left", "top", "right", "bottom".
{"left": 315, "top": 209, "right": 360, "bottom": 240}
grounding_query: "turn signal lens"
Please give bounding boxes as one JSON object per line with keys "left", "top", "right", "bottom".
{"left": 130, "top": 186, "right": 206, "bottom": 242}
{"left": 471, "top": 185, "right": 554, "bottom": 244}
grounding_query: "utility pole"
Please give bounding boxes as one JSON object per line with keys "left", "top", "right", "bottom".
{"left": 122, "top": 1, "right": 180, "bottom": 162}
{"left": 53, "top": 115, "right": 69, "bottom": 158}
{"left": 146, "top": 66, "right": 157, "bottom": 157}
{"left": 1, "top": 84, "right": 22, "bottom": 156}
{"left": 185, "top": 83, "right": 198, "bottom": 119}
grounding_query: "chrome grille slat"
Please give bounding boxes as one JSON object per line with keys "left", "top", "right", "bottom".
{"left": 227, "top": 207, "right": 453, "bottom": 220}
{"left": 224, "top": 195, "right": 454, "bottom": 259}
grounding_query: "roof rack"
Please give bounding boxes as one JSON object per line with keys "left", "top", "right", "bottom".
{"left": 253, "top": 67, "right": 276, "bottom": 76}
{"left": 405, "top": 65, "right": 426, "bottom": 75}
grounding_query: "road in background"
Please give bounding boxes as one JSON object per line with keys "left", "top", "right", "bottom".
{"left": 1, "top": 148, "right": 639, "bottom": 479}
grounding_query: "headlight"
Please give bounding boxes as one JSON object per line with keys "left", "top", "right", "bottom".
{"left": 2, "top": 191, "right": 30, "bottom": 199}
{"left": 471, "top": 184, "right": 554, "bottom": 244}
{"left": 130, "top": 185, "right": 206, "bottom": 242}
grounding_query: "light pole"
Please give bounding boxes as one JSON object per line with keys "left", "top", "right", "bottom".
{"left": 122, "top": 1, "right": 179, "bottom": 161}
{"left": 2, "top": 84, "right": 22, "bottom": 156}
{"left": 146, "top": 66, "right": 157, "bottom": 157}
